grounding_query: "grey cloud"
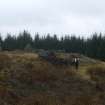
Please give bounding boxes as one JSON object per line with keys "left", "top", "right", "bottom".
{"left": 0, "top": 0, "right": 105, "bottom": 37}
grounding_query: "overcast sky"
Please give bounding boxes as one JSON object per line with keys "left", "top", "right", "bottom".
{"left": 0, "top": 0, "right": 105, "bottom": 37}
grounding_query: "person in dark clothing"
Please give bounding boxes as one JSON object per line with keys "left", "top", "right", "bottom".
{"left": 74, "top": 57, "right": 79, "bottom": 70}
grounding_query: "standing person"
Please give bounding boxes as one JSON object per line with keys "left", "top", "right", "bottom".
{"left": 74, "top": 57, "right": 79, "bottom": 70}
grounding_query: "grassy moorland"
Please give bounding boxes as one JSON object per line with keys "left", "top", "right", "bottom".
{"left": 0, "top": 52, "right": 105, "bottom": 105}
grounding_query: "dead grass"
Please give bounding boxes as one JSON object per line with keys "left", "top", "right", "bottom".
{"left": 0, "top": 52, "right": 104, "bottom": 105}
{"left": 0, "top": 53, "right": 11, "bottom": 70}
{"left": 87, "top": 66, "right": 105, "bottom": 83}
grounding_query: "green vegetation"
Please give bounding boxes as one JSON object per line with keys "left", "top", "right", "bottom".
{"left": 0, "top": 31, "right": 105, "bottom": 60}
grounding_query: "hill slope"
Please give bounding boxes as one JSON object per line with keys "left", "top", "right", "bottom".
{"left": 0, "top": 52, "right": 104, "bottom": 105}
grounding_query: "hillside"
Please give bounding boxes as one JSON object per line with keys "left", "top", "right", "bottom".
{"left": 0, "top": 52, "right": 105, "bottom": 105}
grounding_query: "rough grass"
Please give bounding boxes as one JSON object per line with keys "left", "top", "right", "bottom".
{"left": 0, "top": 52, "right": 104, "bottom": 105}
{"left": 87, "top": 66, "right": 105, "bottom": 92}
{"left": 87, "top": 66, "right": 105, "bottom": 82}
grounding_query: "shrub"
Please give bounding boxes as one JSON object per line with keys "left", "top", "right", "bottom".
{"left": 24, "top": 44, "right": 33, "bottom": 52}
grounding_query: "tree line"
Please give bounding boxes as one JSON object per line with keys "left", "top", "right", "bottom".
{"left": 0, "top": 31, "right": 105, "bottom": 60}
